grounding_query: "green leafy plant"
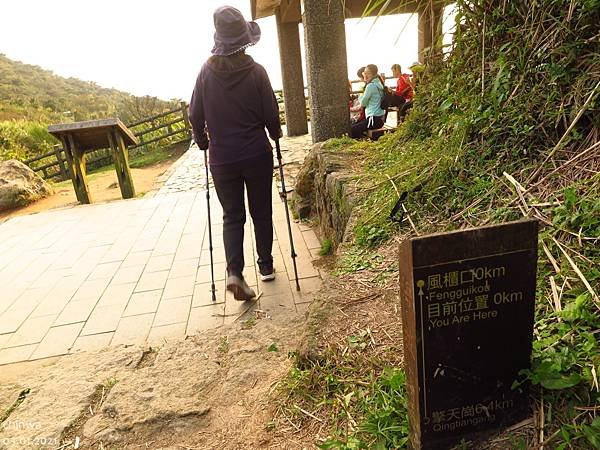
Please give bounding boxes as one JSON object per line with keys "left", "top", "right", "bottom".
{"left": 319, "top": 238, "right": 333, "bottom": 256}
{"left": 333, "top": 248, "right": 383, "bottom": 275}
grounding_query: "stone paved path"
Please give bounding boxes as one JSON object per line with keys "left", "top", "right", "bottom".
{"left": 0, "top": 132, "right": 318, "bottom": 366}
{"left": 151, "top": 132, "right": 314, "bottom": 197}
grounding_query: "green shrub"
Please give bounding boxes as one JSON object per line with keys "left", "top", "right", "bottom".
{"left": 0, "top": 119, "right": 58, "bottom": 162}
{"left": 319, "top": 238, "right": 333, "bottom": 256}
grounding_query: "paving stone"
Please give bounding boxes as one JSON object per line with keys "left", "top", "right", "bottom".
{"left": 80, "top": 304, "right": 126, "bottom": 336}
{"left": 123, "top": 290, "right": 163, "bottom": 316}
{"left": 169, "top": 258, "right": 199, "bottom": 278}
{"left": 135, "top": 270, "right": 169, "bottom": 293}
{"left": 187, "top": 305, "right": 224, "bottom": 335}
{"left": 87, "top": 262, "right": 121, "bottom": 280}
{"left": 31, "top": 294, "right": 72, "bottom": 318}
{"left": 121, "top": 250, "right": 152, "bottom": 268}
{"left": 223, "top": 299, "right": 259, "bottom": 325}
{"left": 302, "top": 229, "right": 322, "bottom": 250}
{"left": 28, "top": 268, "right": 68, "bottom": 289}
{"left": 112, "top": 314, "right": 154, "bottom": 346}
{"left": 30, "top": 323, "right": 84, "bottom": 360}
{"left": 71, "top": 333, "right": 114, "bottom": 353}
{"left": 198, "top": 248, "right": 226, "bottom": 266}
{"left": 257, "top": 273, "right": 293, "bottom": 297}
{"left": 5, "top": 315, "right": 56, "bottom": 347}
{"left": 192, "top": 283, "right": 224, "bottom": 308}
{"left": 309, "top": 247, "right": 321, "bottom": 259}
{"left": 145, "top": 254, "right": 175, "bottom": 273}
{"left": 96, "top": 282, "right": 136, "bottom": 308}
{"left": 0, "top": 344, "right": 37, "bottom": 365}
{"left": 0, "top": 285, "right": 27, "bottom": 316}
{"left": 154, "top": 296, "right": 192, "bottom": 327}
{"left": 162, "top": 276, "right": 196, "bottom": 299}
{"left": 0, "top": 332, "right": 13, "bottom": 350}
{"left": 196, "top": 263, "right": 227, "bottom": 284}
{"left": 130, "top": 237, "right": 160, "bottom": 253}
{"left": 71, "top": 278, "right": 111, "bottom": 302}
{"left": 45, "top": 276, "right": 84, "bottom": 302}
{"left": 7, "top": 287, "right": 47, "bottom": 314}
{"left": 54, "top": 298, "right": 98, "bottom": 326}
{"left": 0, "top": 131, "right": 317, "bottom": 364}
{"left": 259, "top": 292, "right": 295, "bottom": 313}
{"left": 112, "top": 265, "right": 145, "bottom": 285}
{"left": 292, "top": 276, "right": 322, "bottom": 304}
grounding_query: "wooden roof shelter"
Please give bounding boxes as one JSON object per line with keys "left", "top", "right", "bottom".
{"left": 251, "top": 0, "right": 423, "bottom": 22}
{"left": 249, "top": 0, "right": 445, "bottom": 143}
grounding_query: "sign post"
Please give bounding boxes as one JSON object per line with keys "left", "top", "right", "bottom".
{"left": 399, "top": 219, "right": 538, "bottom": 449}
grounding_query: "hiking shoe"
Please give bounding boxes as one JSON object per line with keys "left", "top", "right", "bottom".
{"left": 260, "top": 266, "right": 276, "bottom": 282}
{"left": 226, "top": 275, "right": 256, "bottom": 301}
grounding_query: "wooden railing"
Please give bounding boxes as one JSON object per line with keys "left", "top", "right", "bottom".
{"left": 29, "top": 76, "right": 399, "bottom": 180}
{"left": 24, "top": 101, "right": 192, "bottom": 181}
{"left": 273, "top": 75, "right": 397, "bottom": 122}
{"left": 273, "top": 75, "right": 396, "bottom": 100}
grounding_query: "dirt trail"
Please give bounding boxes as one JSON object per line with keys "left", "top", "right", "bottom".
{"left": 0, "top": 149, "right": 184, "bottom": 223}
{"left": 0, "top": 312, "right": 306, "bottom": 450}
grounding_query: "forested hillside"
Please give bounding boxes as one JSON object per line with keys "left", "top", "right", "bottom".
{"left": 0, "top": 54, "right": 177, "bottom": 161}
{"left": 0, "top": 54, "right": 176, "bottom": 122}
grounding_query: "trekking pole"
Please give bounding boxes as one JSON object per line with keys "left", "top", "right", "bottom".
{"left": 202, "top": 148, "right": 217, "bottom": 302}
{"left": 275, "top": 139, "right": 301, "bottom": 291}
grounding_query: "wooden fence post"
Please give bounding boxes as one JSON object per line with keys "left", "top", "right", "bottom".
{"left": 54, "top": 144, "right": 69, "bottom": 181}
{"left": 181, "top": 101, "right": 191, "bottom": 137}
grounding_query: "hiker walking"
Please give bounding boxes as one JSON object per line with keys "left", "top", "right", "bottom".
{"left": 189, "top": 5, "right": 281, "bottom": 301}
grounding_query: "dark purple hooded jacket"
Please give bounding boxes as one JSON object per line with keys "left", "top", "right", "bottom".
{"left": 188, "top": 54, "right": 280, "bottom": 167}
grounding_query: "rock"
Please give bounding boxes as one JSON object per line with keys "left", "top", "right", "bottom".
{"left": 0, "top": 159, "right": 54, "bottom": 211}
{"left": 293, "top": 142, "right": 363, "bottom": 248}
{"left": 293, "top": 143, "right": 320, "bottom": 219}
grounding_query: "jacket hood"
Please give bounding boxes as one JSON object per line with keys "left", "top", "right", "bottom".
{"left": 204, "top": 54, "right": 256, "bottom": 90}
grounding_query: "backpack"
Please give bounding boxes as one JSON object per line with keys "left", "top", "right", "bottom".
{"left": 367, "top": 77, "right": 392, "bottom": 111}
{"left": 380, "top": 86, "right": 394, "bottom": 110}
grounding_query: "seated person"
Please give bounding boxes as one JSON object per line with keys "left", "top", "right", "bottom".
{"left": 389, "top": 63, "right": 413, "bottom": 108}
{"left": 397, "top": 62, "right": 424, "bottom": 117}
{"left": 355, "top": 66, "right": 366, "bottom": 93}
{"left": 409, "top": 61, "right": 425, "bottom": 89}
{"left": 349, "top": 67, "right": 366, "bottom": 124}
{"left": 350, "top": 95, "right": 363, "bottom": 124}
{"left": 350, "top": 64, "right": 385, "bottom": 139}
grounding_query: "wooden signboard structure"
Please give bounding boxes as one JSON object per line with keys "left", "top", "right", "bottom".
{"left": 399, "top": 219, "right": 538, "bottom": 449}
{"left": 48, "top": 119, "right": 139, "bottom": 204}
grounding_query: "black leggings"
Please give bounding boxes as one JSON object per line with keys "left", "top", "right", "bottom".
{"left": 210, "top": 153, "right": 274, "bottom": 277}
{"left": 351, "top": 115, "right": 385, "bottom": 138}
{"left": 389, "top": 94, "right": 406, "bottom": 108}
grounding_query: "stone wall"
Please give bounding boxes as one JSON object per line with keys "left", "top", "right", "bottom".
{"left": 293, "top": 143, "right": 361, "bottom": 249}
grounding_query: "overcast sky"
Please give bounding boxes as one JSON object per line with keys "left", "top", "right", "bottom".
{"left": 0, "top": 1, "right": 451, "bottom": 101}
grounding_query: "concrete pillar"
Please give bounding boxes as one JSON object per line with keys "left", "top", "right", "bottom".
{"left": 418, "top": 4, "right": 444, "bottom": 63}
{"left": 276, "top": 10, "right": 308, "bottom": 136}
{"left": 302, "top": 0, "right": 350, "bottom": 143}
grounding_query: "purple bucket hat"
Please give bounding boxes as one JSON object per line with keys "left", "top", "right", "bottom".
{"left": 211, "top": 6, "right": 261, "bottom": 56}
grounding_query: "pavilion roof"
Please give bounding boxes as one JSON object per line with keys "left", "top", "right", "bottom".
{"left": 250, "top": 0, "right": 425, "bottom": 22}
